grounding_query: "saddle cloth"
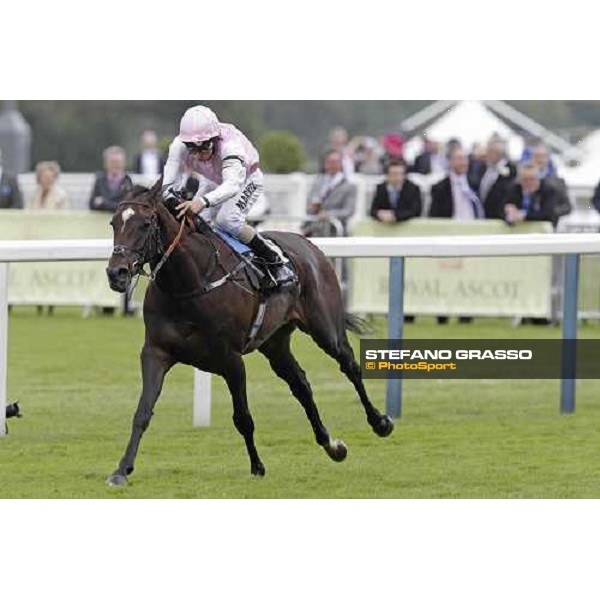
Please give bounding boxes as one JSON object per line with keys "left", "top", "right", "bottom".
{"left": 214, "top": 227, "right": 253, "bottom": 255}
{"left": 212, "top": 226, "right": 296, "bottom": 293}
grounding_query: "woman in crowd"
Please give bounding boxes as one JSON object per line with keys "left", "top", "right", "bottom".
{"left": 28, "top": 162, "right": 70, "bottom": 316}
{"left": 28, "top": 161, "right": 70, "bottom": 210}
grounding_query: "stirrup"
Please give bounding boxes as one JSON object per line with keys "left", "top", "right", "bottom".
{"left": 263, "top": 238, "right": 290, "bottom": 264}
{"left": 272, "top": 264, "right": 297, "bottom": 286}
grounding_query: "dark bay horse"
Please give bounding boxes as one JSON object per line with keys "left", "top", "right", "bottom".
{"left": 105, "top": 179, "right": 393, "bottom": 485}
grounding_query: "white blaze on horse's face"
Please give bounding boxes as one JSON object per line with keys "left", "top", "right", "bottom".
{"left": 121, "top": 207, "right": 135, "bottom": 233}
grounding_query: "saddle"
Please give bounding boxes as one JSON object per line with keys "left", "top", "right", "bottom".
{"left": 212, "top": 227, "right": 295, "bottom": 294}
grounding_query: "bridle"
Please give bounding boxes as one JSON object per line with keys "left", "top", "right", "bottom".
{"left": 112, "top": 198, "right": 187, "bottom": 284}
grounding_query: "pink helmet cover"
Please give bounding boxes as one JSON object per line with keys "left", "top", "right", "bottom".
{"left": 179, "top": 105, "right": 221, "bottom": 143}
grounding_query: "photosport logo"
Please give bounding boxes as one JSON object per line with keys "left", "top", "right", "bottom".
{"left": 360, "top": 339, "right": 600, "bottom": 380}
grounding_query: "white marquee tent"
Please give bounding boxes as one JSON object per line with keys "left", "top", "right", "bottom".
{"left": 401, "top": 100, "right": 581, "bottom": 171}
{"left": 403, "top": 101, "right": 525, "bottom": 163}
{"left": 561, "top": 129, "right": 600, "bottom": 187}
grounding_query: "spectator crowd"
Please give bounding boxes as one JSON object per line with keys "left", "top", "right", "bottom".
{"left": 0, "top": 130, "right": 166, "bottom": 213}
{"left": 0, "top": 119, "right": 581, "bottom": 248}
{"left": 309, "top": 127, "right": 573, "bottom": 231}
{"left": 0, "top": 122, "right": 578, "bottom": 231}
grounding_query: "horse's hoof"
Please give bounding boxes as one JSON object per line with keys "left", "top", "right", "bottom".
{"left": 106, "top": 473, "right": 128, "bottom": 487}
{"left": 373, "top": 415, "right": 394, "bottom": 438}
{"left": 251, "top": 462, "right": 266, "bottom": 477}
{"left": 325, "top": 439, "right": 348, "bottom": 462}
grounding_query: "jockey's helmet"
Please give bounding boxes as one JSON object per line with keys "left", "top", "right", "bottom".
{"left": 179, "top": 105, "right": 220, "bottom": 144}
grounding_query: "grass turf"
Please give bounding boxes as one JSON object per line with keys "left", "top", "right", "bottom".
{"left": 1, "top": 307, "right": 600, "bottom": 498}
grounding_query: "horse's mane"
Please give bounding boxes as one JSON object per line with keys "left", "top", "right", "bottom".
{"left": 117, "top": 184, "right": 158, "bottom": 209}
{"left": 117, "top": 181, "right": 220, "bottom": 248}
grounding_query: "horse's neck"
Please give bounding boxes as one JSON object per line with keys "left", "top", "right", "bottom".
{"left": 153, "top": 208, "right": 215, "bottom": 296}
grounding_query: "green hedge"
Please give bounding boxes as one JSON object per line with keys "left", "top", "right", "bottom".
{"left": 258, "top": 130, "right": 305, "bottom": 174}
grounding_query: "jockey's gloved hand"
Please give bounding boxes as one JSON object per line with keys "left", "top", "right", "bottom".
{"left": 176, "top": 197, "right": 207, "bottom": 220}
{"left": 163, "top": 187, "right": 183, "bottom": 212}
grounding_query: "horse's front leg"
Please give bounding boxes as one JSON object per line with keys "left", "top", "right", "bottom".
{"left": 222, "top": 355, "right": 265, "bottom": 477}
{"left": 106, "top": 345, "right": 174, "bottom": 486}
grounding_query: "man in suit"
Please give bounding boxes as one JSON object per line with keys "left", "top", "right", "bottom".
{"left": 531, "top": 143, "right": 557, "bottom": 179}
{"left": 89, "top": 146, "right": 134, "bottom": 213}
{"left": 411, "top": 137, "right": 447, "bottom": 175}
{"left": 429, "top": 146, "right": 485, "bottom": 220}
{"left": 503, "top": 163, "right": 569, "bottom": 228}
{"left": 429, "top": 146, "right": 484, "bottom": 325}
{"left": 528, "top": 142, "right": 571, "bottom": 217}
{"left": 326, "top": 127, "right": 355, "bottom": 178}
{"left": 469, "top": 139, "right": 517, "bottom": 219}
{"left": 304, "top": 149, "right": 357, "bottom": 236}
{"left": 370, "top": 160, "right": 422, "bottom": 222}
{"left": 303, "top": 149, "right": 357, "bottom": 303}
{"left": 0, "top": 149, "right": 23, "bottom": 209}
{"left": 133, "top": 130, "right": 165, "bottom": 176}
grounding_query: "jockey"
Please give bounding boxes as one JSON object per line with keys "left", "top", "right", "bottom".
{"left": 162, "top": 105, "right": 295, "bottom": 286}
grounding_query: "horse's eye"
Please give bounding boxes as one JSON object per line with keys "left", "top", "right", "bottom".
{"left": 143, "top": 220, "right": 151, "bottom": 228}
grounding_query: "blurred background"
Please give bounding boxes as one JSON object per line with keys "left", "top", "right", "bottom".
{"left": 2, "top": 99, "right": 600, "bottom": 320}
{"left": 7, "top": 100, "right": 600, "bottom": 173}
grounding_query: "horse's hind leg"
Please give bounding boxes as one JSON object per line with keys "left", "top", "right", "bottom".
{"left": 301, "top": 315, "right": 394, "bottom": 438}
{"left": 106, "top": 345, "right": 174, "bottom": 486}
{"left": 222, "top": 355, "right": 265, "bottom": 477}
{"left": 336, "top": 334, "right": 394, "bottom": 436}
{"left": 259, "top": 327, "right": 347, "bottom": 463}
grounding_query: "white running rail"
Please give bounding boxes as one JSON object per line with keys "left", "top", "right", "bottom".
{"left": 2, "top": 233, "right": 600, "bottom": 435}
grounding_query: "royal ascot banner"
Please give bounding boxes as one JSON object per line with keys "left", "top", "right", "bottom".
{"left": 349, "top": 219, "right": 554, "bottom": 318}
{"left": 0, "top": 210, "right": 146, "bottom": 307}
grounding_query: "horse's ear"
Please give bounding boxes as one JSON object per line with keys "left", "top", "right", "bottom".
{"left": 150, "top": 176, "right": 163, "bottom": 202}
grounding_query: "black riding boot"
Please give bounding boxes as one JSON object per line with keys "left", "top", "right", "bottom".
{"left": 247, "top": 234, "right": 296, "bottom": 287}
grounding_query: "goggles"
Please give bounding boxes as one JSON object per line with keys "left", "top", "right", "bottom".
{"left": 184, "top": 139, "right": 215, "bottom": 152}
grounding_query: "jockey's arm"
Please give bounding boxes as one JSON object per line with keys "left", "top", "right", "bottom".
{"left": 200, "top": 157, "right": 247, "bottom": 207}
{"left": 162, "top": 138, "right": 188, "bottom": 192}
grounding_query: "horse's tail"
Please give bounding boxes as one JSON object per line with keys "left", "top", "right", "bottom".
{"left": 344, "top": 313, "right": 374, "bottom": 336}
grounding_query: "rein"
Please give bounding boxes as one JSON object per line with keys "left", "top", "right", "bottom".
{"left": 113, "top": 197, "right": 254, "bottom": 300}
{"left": 148, "top": 216, "right": 188, "bottom": 282}
{"left": 112, "top": 198, "right": 188, "bottom": 282}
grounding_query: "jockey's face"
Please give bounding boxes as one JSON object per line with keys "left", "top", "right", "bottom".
{"left": 185, "top": 139, "right": 216, "bottom": 162}
{"left": 197, "top": 148, "right": 214, "bottom": 161}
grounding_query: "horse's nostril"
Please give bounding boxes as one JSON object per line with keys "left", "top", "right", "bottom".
{"left": 107, "top": 267, "right": 128, "bottom": 280}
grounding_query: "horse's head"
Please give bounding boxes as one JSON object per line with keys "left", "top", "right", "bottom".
{"left": 106, "top": 178, "right": 165, "bottom": 292}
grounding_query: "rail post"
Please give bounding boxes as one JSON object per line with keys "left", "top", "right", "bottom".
{"left": 560, "top": 253, "right": 580, "bottom": 413}
{"left": 0, "top": 263, "right": 8, "bottom": 437}
{"left": 193, "top": 369, "right": 211, "bottom": 427}
{"left": 386, "top": 257, "right": 405, "bottom": 419}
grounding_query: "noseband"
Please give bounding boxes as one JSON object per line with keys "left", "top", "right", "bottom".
{"left": 112, "top": 197, "right": 190, "bottom": 283}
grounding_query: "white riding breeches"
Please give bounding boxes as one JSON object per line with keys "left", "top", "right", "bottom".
{"left": 202, "top": 172, "right": 264, "bottom": 237}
